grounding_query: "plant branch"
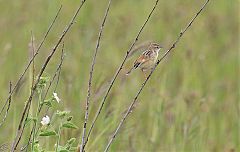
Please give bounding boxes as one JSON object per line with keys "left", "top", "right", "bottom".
{"left": 21, "top": 43, "right": 65, "bottom": 151}
{"left": 104, "top": 0, "right": 210, "bottom": 151}
{"left": 0, "top": 5, "right": 62, "bottom": 118}
{"left": 43, "top": 43, "right": 65, "bottom": 109}
{"left": 0, "top": 82, "right": 12, "bottom": 127}
{"left": 11, "top": 0, "right": 87, "bottom": 150}
{"left": 84, "top": 0, "right": 160, "bottom": 149}
{"left": 80, "top": 0, "right": 113, "bottom": 151}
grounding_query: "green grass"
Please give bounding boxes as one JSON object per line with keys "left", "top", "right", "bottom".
{"left": 0, "top": 0, "right": 239, "bottom": 151}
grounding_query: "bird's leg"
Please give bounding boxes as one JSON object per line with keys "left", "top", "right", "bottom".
{"left": 141, "top": 68, "right": 147, "bottom": 79}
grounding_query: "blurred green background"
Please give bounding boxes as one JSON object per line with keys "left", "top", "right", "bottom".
{"left": 0, "top": 0, "right": 239, "bottom": 151}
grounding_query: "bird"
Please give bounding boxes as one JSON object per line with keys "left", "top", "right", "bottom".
{"left": 126, "top": 43, "right": 162, "bottom": 75}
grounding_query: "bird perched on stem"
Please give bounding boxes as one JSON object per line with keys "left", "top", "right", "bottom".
{"left": 126, "top": 43, "right": 162, "bottom": 76}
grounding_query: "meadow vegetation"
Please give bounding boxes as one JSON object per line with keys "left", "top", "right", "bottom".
{"left": 0, "top": 0, "right": 239, "bottom": 151}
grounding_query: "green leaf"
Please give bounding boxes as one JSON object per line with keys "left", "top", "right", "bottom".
{"left": 59, "top": 150, "right": 69, "bottom": 152}
{"left": 57, "top": 145, "right": 69, "bottom": 152}
{"left": 36, "top": 76, "right": 50, "bottom": 93}
{"left": 39, "top": 130, "right": 56, "bottom": 136}
{"left": 33, "top": 143, "right": 44, "bottom": 152}
{"left": 56, "top": 110, "right": 70, "bottom": 118}
{"left": 62, "top": 122, "right": 78, "bottom": 129}
{"left": 41, "top": 99, "right": 53, "bottom": 107}
{"left": 25, "top": 116, "right": 37, "bottom": 126}
{"left": 69, "top": 147, "right": 78, "bottom": 151}
{"left": 67, "top": 138, "right": 76, "bottom": 145}
{"left": 64, "top": 138, "right": 76, "bottom": 150}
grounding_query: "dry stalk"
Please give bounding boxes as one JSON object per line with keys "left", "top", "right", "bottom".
{"left": 80, "top": 0, "right": 113, "bottom": 151}
{"left": 0, "top": 5, "right": 62, "bottom": 123}
{"left": 21, "top": 43, "right": 65, "bottom": 151}
{"left": 0, "top": 82, "right": 12, "bottom": 127}
{"left": 11, "top": 1, "right": 87, "bottom": 150}
{"left": 104, "top": 0, "right": 210, "bottom": 151}
{"left": 84, "top": 0, "right": 160, "bottom": 149}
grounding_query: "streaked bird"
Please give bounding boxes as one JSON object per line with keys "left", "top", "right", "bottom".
{"left": 126, "top": 43, "right": 162, "bottom": 75}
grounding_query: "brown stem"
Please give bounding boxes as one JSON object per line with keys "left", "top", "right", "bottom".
{"left": 0, "top": 5, "right": 62, "bottom": 118}
{"left": 21, "top": 43, "right": 65, "bottom": 151}
{"left": 0, "top": 82, "right": 12, "bottom": 127}
{"left": 104, "top": 0, "right": 210, "bottom": 151}
{"left": 80, "top": 0, "right": 113, "bottom": 151}
{"left": 84, "top": 0, "right": 160, "bottom": 149}
{"left": 11, "top": 1, "right": 87, "bottom": 150}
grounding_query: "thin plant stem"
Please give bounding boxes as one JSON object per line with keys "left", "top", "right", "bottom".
{"left": 104, "top": 0, "right": 210, "bottom": 151}
{"left": 30, "top": 31, "right": 36, "bottom": 152}
{"left": 29, "top": 31, "right": 35, "bottom": 150}
{"left": 43, "top": 43, "right": 65, "bottom": 112}
{"left": 31, "top": 89, "right": 42, "bottom": 151}
{"left": 21, "top": 44, "right": 65, "bottom": 151}
{"left": 56, "top": 123, "right": 62, "bottom": 152}
{"left": 84, "top": 0, "right": 160, "bottom": 148}
{"left": 11, "top": 1, "right": 87, "bottom": 150}
{"left": 0, "top": 5, "right": 62, "bottom": 118}
{"left": 0, "top": 82, "right": 12, "bottom": 127}
{"left": 29, "top": 30, "right": 35, "bottom": 92}
{"left": 53, "top": 47, "right": 64, "bottom": 93}
{"left": 80, "top": 0, "right": 112, "bottom": 151}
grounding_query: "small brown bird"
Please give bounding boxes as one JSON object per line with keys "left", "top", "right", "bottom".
{"left": 126, "top": 43, "right": 162, "bottom": 75}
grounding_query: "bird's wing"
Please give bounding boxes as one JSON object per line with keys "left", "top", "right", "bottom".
{"left": 133, "top": 50, "right": 152, "bottom": 69}
{"left": 142, "top": 49, "right": 152, "bottom": 57}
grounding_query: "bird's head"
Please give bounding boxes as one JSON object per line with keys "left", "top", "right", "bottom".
{"left": 150, "top": 43, "right": 163, "bottom": 53}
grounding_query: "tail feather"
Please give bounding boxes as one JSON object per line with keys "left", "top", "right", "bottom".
{"left": 134, "top": 62, "right": 141, "bottom": 69}
{"left": 126, "top": 67, "right": 134, "bottom": 75}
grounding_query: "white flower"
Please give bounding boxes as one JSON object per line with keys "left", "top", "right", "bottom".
{"left": 41, "top": 115, "right": 50, "bottom": 126}
{"left": 53, "top": 92, "right": 61, "bottom": 103}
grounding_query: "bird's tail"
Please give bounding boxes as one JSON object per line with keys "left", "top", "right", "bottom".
{"left": 126, "top": 67, "right": 134, "bottom": 75}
